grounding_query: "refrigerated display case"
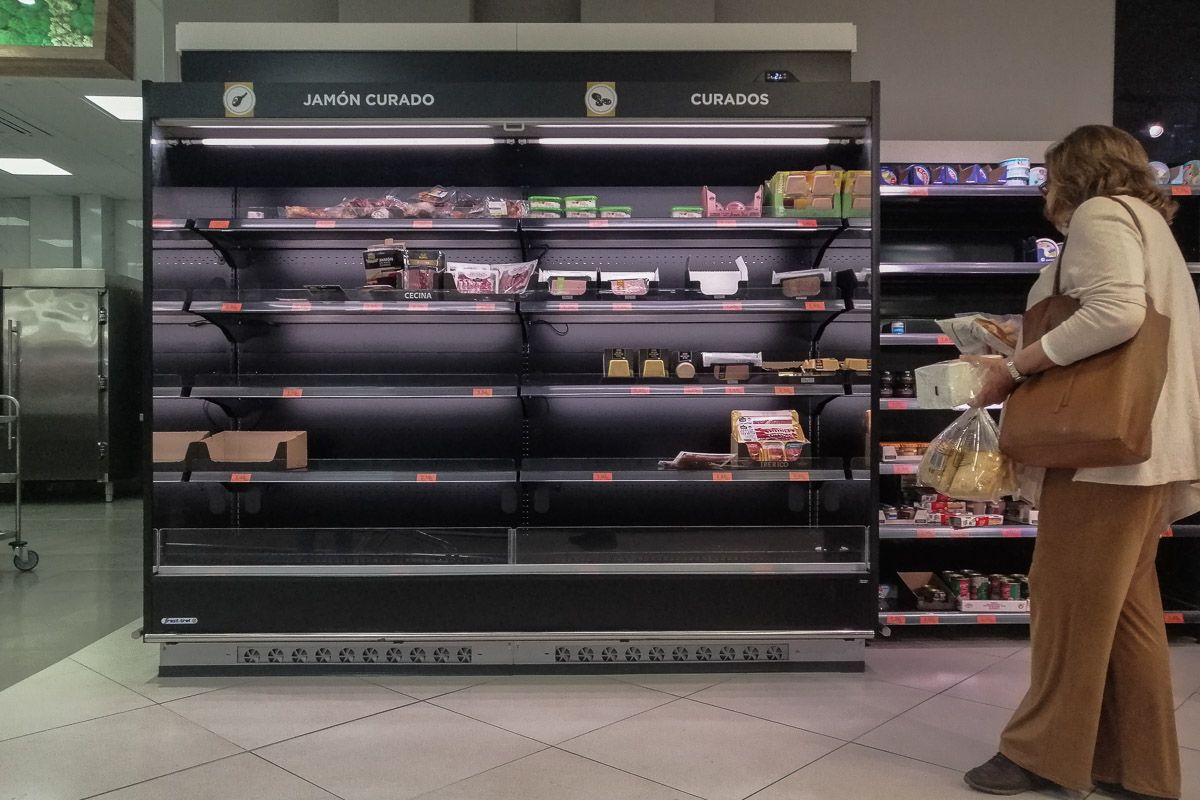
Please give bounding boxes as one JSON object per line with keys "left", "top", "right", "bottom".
{"left": 144, "top": 76, "right": 880, "bottom": 672}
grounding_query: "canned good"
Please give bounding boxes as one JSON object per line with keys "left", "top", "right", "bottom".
{"left": 993, "top": 577, "right": 1012, "bottom": 600}
{"left": 1006, "top": 576, "right": 1024, "bottom": 600}
{"left": 971, "top": 575, "right": 990, "bottom": 600}
{"left": 890, "top": 320, "right": 906, "bottom": 335}
{"left": 945, "top": 574, "right": 970, "bottom": 599}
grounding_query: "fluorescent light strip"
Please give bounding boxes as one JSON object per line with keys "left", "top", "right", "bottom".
{"left": 198, "top": 137, "right": 496, "bottom": 147}
{"left": 85, "top": 95, "right": 143, "bottom": 121}
{"left": 537, "top": 123, "right": 839, "bottom": 129}
{"left": 536, "top": 137, "right": 831, "bottom": 146}
{"left": 0, "top": 158, "right": 71, "bottom": 175}
{"left": 187, "top": 124, "right": 491, "bottom": 130}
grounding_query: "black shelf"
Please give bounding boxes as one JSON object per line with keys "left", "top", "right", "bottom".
{"left": 880, "top": 185, "right": 1042, "bottom": 198}
{"left": 520, "top": 458, "right": 868, "bottom": 483}
{"left": 189, "top": 217, "right": 518, "bottom": 234}
{"left": 881, "top": 610, "right": 1200, "bottom": 627}
{"left": 880, "top": 262, "right": 1045, "bottom": 276}
{"left": 520, "top": 289, "right": 869, "bottom": 318}
{"left": 180, "top": 374, "right": 518, "bottom": 400}
{"left": 188, "top": 290, "right": 517, "bottom": 318}
{"left": 183, "top": 459, "right": 516, "bottom": 484}
{"left": 880, "top": 524, "right": 1037, "bottom": 540}
{"left": 880, "top": 333, "right": 955, "bottom": 347}
{"left": 521, "top": 375, "right": 868, "bottom": 398}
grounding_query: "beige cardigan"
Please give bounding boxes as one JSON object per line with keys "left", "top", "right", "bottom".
{"left": 1014, "top": 195, "right": 1200, "bottom": 523}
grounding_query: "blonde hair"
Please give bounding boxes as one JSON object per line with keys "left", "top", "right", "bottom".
{"left": 1044, "top": 124, "right": 1177, "bottom": 228}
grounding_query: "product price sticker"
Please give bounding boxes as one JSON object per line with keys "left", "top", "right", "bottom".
{"left": 207, "top": 219, "right": 231, "bottom": 230}
{"left": 472, "top": 388, "right": 494, "bottom": 398}
{"left": 558, "top": 302, "right": 581, "bottom": 312}
{"left": 473, "top": 302, "right": 497, "bottom": 312}
{"left": 281, "top": 387, "right": 304, "bottom": 398}
{"left": 588, "top": 219, "right": 610, "bottom": 228}
{"left": 716, "top": 219, "right": 738, "bottom": 228}
{"left": 885, "top": 399, "right": 908, "bottom": 410}
{"left": 406, "top": 303, "right": 430, "bottom": 311}
{"left": 629, "top": 386, "right": 651, "bottom": 395}
{"left": 711, "top": 471, "right": 734, "bottom": 481}
{"left": 415, "top": 473, "right": 438, "bottom": 482}
{"left": 918, "top": 615, "right": 940, "bottom": 625}
{"left": 773, "top": 386, "right": 796, "bottom": 396}
{"left": 314, "top": 219, "right": 337, "bottom": 228}
{"left": 683, "top": 386, "right": 704, "bottom": 395}
{"left": 411, "top": 219, "right": 434, "bottom": 228}
{"left": 721, "top": 302, "right": 743, "bottom": 311}
{"left": 1164, "top": 612, "right": 1185, "bottom": 624}
{"left": 795, "top": 218, "right": 819, "bottom": 227}
{"left": 885, "top": 614, "right": 907, "bottom": 626}
{"left": 917, "top": 529, "right": 937, "bottom": 539}
{"left": 591, "top": 472, "right": 613, "bottom": 482}
{"left": 1171, "top": 186, "right": 1193, "bottom": 196}
{"left": 804, "top": 301, "right": 826, "bottom": 311}
{"left": 611, "top": 303, "right": 634, "bottom": 312}
{"left": 362, "top": 302, "right": 384, "bottom": 312}
{"left": 950, "top": 529, "right": 969, "bottom": 539}
{"left": 1001, "top": 528, "right": 1023, "bottom": 538}
{"left": 788, "top": 471, "right": 810, "bottom": 482}
{"left": 220, "top": 302, "right": 242, "bottom": 313}
{"left": 936, "top": 335, "right": 955, "bottom": 346}
{"left": 230, "top": 473, "right": 252, "bottom": 483}
{"left": 976, "top": 614, "right": 998, "bottom": 625}
{"left": 723, "top": 386, "right": 745, "bottom": 395}
{"left": 289, "top": 301, "right": 313, "bottom": 312}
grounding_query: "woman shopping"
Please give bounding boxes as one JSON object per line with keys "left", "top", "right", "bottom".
{"left": 962, "top": 125, "right": 1200, "bottom": 800}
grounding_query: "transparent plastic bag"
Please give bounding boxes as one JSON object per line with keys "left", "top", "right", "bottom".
{"left": 936, "top": 313, "right": 1022, "bottom": 356}
{"left": 917, "top": 408, "right": 1018, "bottom": 501}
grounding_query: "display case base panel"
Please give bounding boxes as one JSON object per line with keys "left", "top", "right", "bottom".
{"left": 156, "top": 636, "right": 865, "bottom": 675}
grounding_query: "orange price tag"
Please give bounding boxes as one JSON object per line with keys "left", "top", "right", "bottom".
{"left": 804, "top": 301, "right": 827, "bottom": 311}
{"left": 936, "top": 335, "right": 954, "bottom": 346}
{"left": 908, "top": 187, "right": 930, "bottom": 196}
{"left": 893, "top": 464, "right": 917, "bottom": 475}
{"left": 773, "top": 386, "right": 796, "bottom": 396}
{"left": 796, "top": 218, "right": 819, "bottom": 228}
{"left": 592, "top": 472, "right": 613, "bottom": 482}
{"left": 151, "top": 219, "right": 173, "bottom": 228}
{"left": 724, "top": 386, "right": 745, "bottom": 395}
{"left": 314, "top": 219, "right": 336, "bottom": 228}
{"left": 290, "top": 301, "right": 313, "bottom": 311}
{"left": 885, "top": 399, "right": 907, "bottom": 410}
{"left": 558, "top": 302, "right": 581, "bottom": 311}
{"left": 788, "top": 471, "right": 810, "bottom": 482}
{"left": 416, "top": 473, "right": 438, "bottom": 482}
{"left": 412, "top": 219, "right": 434, "bottom": 228}
{"left": 472, "top": 388, "right": 494, "bottom": 398}
{"left": 230, "top": 473, "right": 252, "bottom": 483}
{"left": 362, "top": 302, "right": 384, "bottom": 312}
{"left": 919, "top": 615, "right": 941, "bottom": 625}
{"left": 630, "top": 386, "right": 652, "bottom": 395}
{"left": 281, "top": 387, "right": 303, "bottom": 398}
{"left": 977, "top": 615, "right": 999, "bottom": 625}
{"left": 721, "top": 302, "right": 744, "bottom": 311}
{"left": 407, "top": 303, "right": 430, "bottom": 311}
{"left": 716, "top": 219, "right": 738, "bottom": 227}
{"left": 885, "top": 614, "right": 907, "bottom": 626}
{"left": 1164, "top": 612, "right": 1185, "bottom": 624}
{"left": 951, "top": 529, "right": 969, "bottom": 539}
{"left": 1162, "top": 527, "right": 1174, "bottom": 538}
{"left": 1171, "top": 185, "right": 1193, "bottom": 196}
{"left": 712, "top": 471, "right": 734, "bottom": 481}
{"left": 474, "top": 302, "right": 497, "bottom": 312}
{"left": 207, "top": 219, "right": 231, "bottom": 229}
{"left": 917, "top": 530, "right": 937, "bottom": 539}
{"left": 1001, "top": 528, "right": 1023, "bottom": 538}
{"left": 588, "top": 219, "right": 610, "bottom": 227}
{"left": 611, "top": 303, "right": 634, "bottom": 311}
{"left": 220, "top": 302, "right": 242, "bottom": 313}
{"left": 683, "top": 386, "right": 704, "bottom": 395}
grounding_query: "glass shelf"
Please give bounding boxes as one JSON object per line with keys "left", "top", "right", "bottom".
{"left": 880, "top": 333, "right": 955, "bottom": 347}
{"left": 521, "top": 288, "right": 871, "bottom": 317}
{"left": 187, "top": 289, "right": 517, "bottom": 318}
{"left": 180, "top": 374, "right": 518, "bottom": 399}
{"left": 880, "top": 262, "right": 1046, "bottom": 276}
{"left": 180, "top": 459, "right": 516, "bottom": 484}
{"left": 879, "top": 524, "right": 1036, "bottom": 540}
{"left": 880, "top": 185, "right": 1041, "bottom": 198}
{"left": 521, "top": 374, "right": 868, "bottom": 398}
{"left": 520, "top": 457, "right": 868, "bottom": 483}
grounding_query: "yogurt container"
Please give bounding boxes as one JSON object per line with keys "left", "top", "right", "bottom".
{"left": 1027, "top": 166, "right": 1048, "bottom": 186}
{"left": 528, "top": 195, "right": 564, "bottom": 212}
{"left": 671, "top": 206, "right": 703, "bottom": 218}
{"left": 959, "top": 164, "right": 989, "bottom": 184}
{"left": 931, "top": 165, "right": 959, "bottom": 184}
{"left": 565, "top": 207, "right": 598, "bottom": 219}
{"left": 880, "top": 166, "right": 899, "bottom": 185}
{"left": 1169, "top": 160, "right": 1200, "bottom": 185}
{"left": 901, "top": 164, "right": 932, "bottom": 186}
{"left": 528, "top": 209, "right": 564, "bottom": 219}
{"left": 599, "top": 206, "right": 633, "bottom": 218}
{"left": 1149, "top": 161, "right": 1170, "bottom": 184}
{"left": 998, "top": 157, "right": 1031, "bottom": 185}
{"left": 564, "top": 195, "right": 599, "bottom": 210}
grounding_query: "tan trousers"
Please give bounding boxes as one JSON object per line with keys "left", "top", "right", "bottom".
{"left": 999, "top": 469, "right": 1180, "bottom": 797}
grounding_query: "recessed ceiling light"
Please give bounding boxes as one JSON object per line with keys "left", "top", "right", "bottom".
{"left": 1148, "top": 122, "right": 1165, "bottom": 139}
{"left": 38, "top": 239, "right": 73, "bottom": 248}
{"left": 84, "top": 95, "right": 143, "bottom": 121}
{"left": 0, "top": 158, "right": 70, "bottom": 176}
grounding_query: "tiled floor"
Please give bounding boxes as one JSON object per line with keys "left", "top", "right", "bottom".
{"left": 1, "top": 622, "right": 1197, "bottom": 800}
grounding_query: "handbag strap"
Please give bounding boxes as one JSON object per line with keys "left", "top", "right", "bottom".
{"left": 1053, "top": 196, "right": 1145, "bottom": 296}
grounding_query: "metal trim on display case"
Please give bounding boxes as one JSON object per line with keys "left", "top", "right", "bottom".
{"left": 147, "top": 629, "right": 875, "bottom": 644}
{"left": 156, "top": 562, "right": 869, "bottom": 577}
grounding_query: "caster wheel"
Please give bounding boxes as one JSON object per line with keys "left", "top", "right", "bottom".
{"left": 14, "top": 549, "right": 38, "bottom": 572}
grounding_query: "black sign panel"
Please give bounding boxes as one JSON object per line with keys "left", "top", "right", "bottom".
{"left": 147, "top": 81, "right": 873, "bottom": 121}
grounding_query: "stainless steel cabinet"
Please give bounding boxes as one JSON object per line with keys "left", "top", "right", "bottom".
{"left": 0, "top": 269, "right": 124, "bottom": 498}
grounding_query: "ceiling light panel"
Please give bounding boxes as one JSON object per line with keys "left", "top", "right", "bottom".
{"left": 85, "top": 95, "right": 144, "bottom": 121}
{"left": 0, "top": 158, "right": 71, "bottom": 176}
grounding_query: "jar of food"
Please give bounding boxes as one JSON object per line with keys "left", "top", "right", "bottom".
{"left": 880, "top": 371, "right": 894, "bottom": 397}
{"left": 897, "top": 370, "right": 916, "bottom": 398}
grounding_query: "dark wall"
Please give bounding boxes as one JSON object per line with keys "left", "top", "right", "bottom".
{"left": 1114, "top": 0, "right": 1200, "bottom": 163}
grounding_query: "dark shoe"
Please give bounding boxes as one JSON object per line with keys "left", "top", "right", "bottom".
{"left": 1093, "top": 780, "right": 1124, "bottom": 795}
{"left": 964, "top": 753, "right": 1051, "bottom": 795}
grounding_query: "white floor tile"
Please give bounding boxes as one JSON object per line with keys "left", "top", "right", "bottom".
{"left": 748, "top": 743, "right": 985, "bottom": 799}
{"left": 560, "top": 698, "right": 841, "bottom": 800}
{"left": 0, "top": 658, "right": 152, "bottom": 741}
{"left": 1178, "top": 694, "right": 1200, "bottom": 752}
{"left": 429, "top": 675, "right": 674, "bottom": 744}
{"left": 70, "top": 620, "right": 245, "bottom": 704}
{"left": 165, "top": 677, "right": 414, "bottom": 749}
{"left": 690, "top": 673, "right": 932, "bottom": 741}
{"left": 364, "top": 674, "right": 494, "bottom": 700}
{"left": 1170, "top": 645, "right": 1200, "bottom": 703}
{"left": 416, "top": 747, "right": 695, "bottom": 800}
{"left": 91, "top": 752, "right": 339, "bottom": 799}
{"left": 856, "top": 694, "right": 1013, "bottom": 772}
{"left": 256, "top": 702, "right": 544, "bottom": 800}
{"left": 865, "top": 646, "right": 1004, "bottom": 692}
{"left": 944, "top": 653, "right": 1031, "bottom": 710}
{"left": 0, "top": 705, "right": 241, "bottom": 800}
{"left": 613, "top": 672, "right": 730, "bottom": 697}
{"left": 1182, "top": 744, "right": 1200, "bottom": 799}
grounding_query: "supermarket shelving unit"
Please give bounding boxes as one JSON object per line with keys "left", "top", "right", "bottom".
{"left": 877, "top": 181, "right": 1200, "bottom": 636}
{"left": 144, "top": 78, "right": 881, "bottom": 672}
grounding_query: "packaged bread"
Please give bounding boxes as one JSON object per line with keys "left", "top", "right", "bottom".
{"left": 917, "top": 409, "right": 1018, "bottom": 501}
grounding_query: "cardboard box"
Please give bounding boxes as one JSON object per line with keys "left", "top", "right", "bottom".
{"left": 189, "top": 431, "right": 308, "bottom": 470}
{"left": 958, "top": 598, "right": 1030, "bottom": 613}
{"left": 897, "top": 571, "right": 957, "bottom": 611}
{"left": 153, "top": 431, "right": 211, "bottom": 465}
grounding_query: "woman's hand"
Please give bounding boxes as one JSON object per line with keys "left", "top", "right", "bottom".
{"left": 961, "top": 355, "right": 1016, "bottom": 408}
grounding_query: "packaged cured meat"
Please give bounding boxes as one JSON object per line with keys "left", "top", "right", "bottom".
{"left": 730, "top": 410, "right": 808, "bottom": 464}
{"left": 658, "top": 452, "right": 736, "bottom": 470}
{"left": 450, "top": 266, "right": 499, "bottom": 295}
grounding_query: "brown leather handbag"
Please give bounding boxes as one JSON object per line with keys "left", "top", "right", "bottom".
{"left": 999, "top": 197, "right": 1170, "bottom": 468}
